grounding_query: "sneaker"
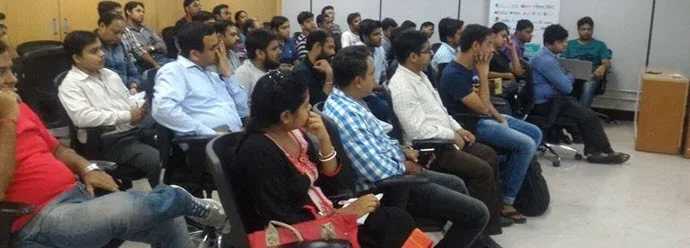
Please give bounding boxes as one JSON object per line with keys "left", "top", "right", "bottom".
{"left": 170, "top": 185, "right": 227, "bottom": 229}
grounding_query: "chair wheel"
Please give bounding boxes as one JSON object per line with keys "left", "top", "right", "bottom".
{"left": 575, "top": 154, "right": 584, "bottom": 160}
{"left": 552, "top": 160, "right": 561, "bottom": 167}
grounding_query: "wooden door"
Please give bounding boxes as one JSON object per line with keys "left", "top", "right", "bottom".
{"left": 5, "top": 0, "right": 61, "bottom": 44}
{"left": 59, "top": 0, "right": 101, "bottom": 38}
{"left": 230, "top": 0, "right": 280, "bottom": 23}
{"left": 156, "top": 0, "right": 186, "bottom": 33}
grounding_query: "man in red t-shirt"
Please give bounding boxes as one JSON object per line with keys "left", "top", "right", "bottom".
{"left": 0, "top": 42, "right": 225, "bottom": 247}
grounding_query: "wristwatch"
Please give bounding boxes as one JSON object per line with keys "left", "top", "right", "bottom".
{"left": 80, "top": 163, "right": 102, "bottom": 177}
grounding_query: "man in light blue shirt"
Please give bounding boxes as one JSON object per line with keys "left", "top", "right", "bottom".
{"left": 354, "top": 19, "right": 389, "bottom": 121}
{"left": 432, "top": 18, "right": 464, "bottom": 72}
{"left": 153, "top": 22, "right": 248, "bottom": 136}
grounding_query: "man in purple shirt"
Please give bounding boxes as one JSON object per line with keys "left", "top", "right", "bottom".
{"left": 503, "top": 19, "right": 533, "bottom": 61}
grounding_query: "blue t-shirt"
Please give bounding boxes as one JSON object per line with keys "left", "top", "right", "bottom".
{"left": 439, "top": 60, "right": 477, "bottom": 116}
{"left": 279, "top": 37, "right": 298, "bottom": 64}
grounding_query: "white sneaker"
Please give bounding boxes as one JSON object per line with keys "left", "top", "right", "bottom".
{"left": 170, "top": 185, "right": 227, "bottom": 229}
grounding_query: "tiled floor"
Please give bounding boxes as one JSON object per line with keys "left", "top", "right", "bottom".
{"left": 122, "top": 122, "right": 690, "bottom": 248}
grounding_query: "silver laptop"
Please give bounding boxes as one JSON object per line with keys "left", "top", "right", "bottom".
{"left": 559, "top": 58, "right": 593, "bottom": 80}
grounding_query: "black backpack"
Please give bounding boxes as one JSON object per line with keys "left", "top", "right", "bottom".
{"left": 514, "top": 157, "right": 550, "bottom": 216}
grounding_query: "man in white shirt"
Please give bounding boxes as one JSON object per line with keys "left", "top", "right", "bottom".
{"left": 58, "top": 31, "right": 160, "bottom": 187}
{"left": 234, "top": 29, "right": 282, "bottom": 109}
{"left": 388, "top": 30, "right": 506, "bottom": 241}
{"left": 340, "top": 12, "right": 362, "bottom": 48}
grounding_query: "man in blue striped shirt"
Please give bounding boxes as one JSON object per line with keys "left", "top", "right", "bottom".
{"left": 323, "top": 46, "right": 489, "bottom": 247}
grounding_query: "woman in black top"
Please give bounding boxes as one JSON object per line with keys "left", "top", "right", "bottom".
{"left": 235, "top": 70, "right": 417, "bottom": 247}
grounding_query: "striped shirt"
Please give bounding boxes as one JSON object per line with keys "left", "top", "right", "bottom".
{"left": 124, "top": 24, "right": 166, "bottom": 59}
{"left": 295, "top": 32, "right": 308, "bottom": 60}
{"left": 431, "top": 42, "right": 458, "bottom": 71}
{"left": 322, "top": 89, "right": 406, "bottom": 192}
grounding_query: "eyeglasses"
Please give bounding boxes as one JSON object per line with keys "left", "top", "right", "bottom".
{"left": 420, "top": 49, "right": 434, "bottom": 55}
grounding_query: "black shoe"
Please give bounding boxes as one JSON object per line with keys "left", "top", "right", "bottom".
{"left": 501, "top": 216, "right": 514, "bottom": 227}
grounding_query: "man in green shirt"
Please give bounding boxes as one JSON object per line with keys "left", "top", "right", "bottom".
{"left": 562, "top": 17, "right": 611, "bottom": 106}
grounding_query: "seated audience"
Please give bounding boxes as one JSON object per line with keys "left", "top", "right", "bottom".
{"left": 399, "top": 20, "right": 417, "bottom": 30}
{"left": 59, "top": 31, "right": 161, "bottom": 187}
{"left": 530, "top": 24, "right": 629, "bottom": 164}
{"left": 561, "top": 16, "right": 611, "bottom": 106}
{"left": 236, "top": 71, "right": 418, "bottom": 247}
{"left": 235, "top": 10, "right": 249, "bottom": 33}
{"left": 432, "top": 18, "right": 464, "bottom": 71}
{"left": 295, "top": 11, "right": 317, "bottom": 60}
{"left": 212, "top": 4, "right": 232, "bottom": 22}
{"left": 316, "top": 13, "right": 333, "bottom": 31}
{"left": 235, "top": 29, "right": 282, "bottom": 108}
{"left": 0, "top": 41, "right": 225, "bottom": 247}
{"left": 420, "top": 21, "right": 435, "bottom": 38}
{"left": 440, "top": 25, "right": 543, "bottom": 223}
{"left": 236, "top": 16, "right": 259, "bottom": 61}
{"left": 381, "top": 18, "right": 398, "bottom": 61}
{"left": 321, "top": 5, "right": 342, "bottom": 36}
{"left": 341, "top": 12, "right": 362, "bottom": 48}
{"left": 504, "top": 19, "right": 533, "bottom": 61}
{"left": 96, "top": 12, "right": 141, "bottom": 93}
{"left": 175, "top": 0, "right": 202, "bottom": 28}
{"left": 123, "top": 1, "right": 169, "bottom": 69}
{"left": 323, "top": 46, "right": 489, "bottom": 248}
{"left": 153, "top": 22, "right": 248, "bottom": 135}
{"left": 355, "top": 19, "right": 389, "bottom": 121}
{"left": 270, "top": 16, "right": 298, "bottom": 65}
{"left": 489, "top": 22, "right": 525, "bottom": 81}
{"left": 192, "top": 11, "right": 216, "bottom": 25}
{"left": 0, "top": 24, "right": 18, "bottom": 59}
{"left": 389, "top": 29, "right": 508, "bottom": 239}
{"left": 98, "top": 1, "right": 123, "bottom": 16}
{"left": 214, "top": 21, "right": 242, "bottom": 71}
{"left": 293, "top": 29, "right": 336, "bottom": 105}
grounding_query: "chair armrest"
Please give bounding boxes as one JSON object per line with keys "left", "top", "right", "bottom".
{"left": 375, "top": 175, "right": 429, "bottom": 189}
{"left": 172, "top": 135, "right": 215, "bottom": 145}
{"left": 412, "top": 138, "right": 455, "bottom": 150}
{"left": 89, "top": 160, "right": 118, "bottom": 173}
{"left": 0, "top": 202, "right": 35, "bottom": 217}
{"left": 326, "top": 190, "right": 355, "bottom": 206}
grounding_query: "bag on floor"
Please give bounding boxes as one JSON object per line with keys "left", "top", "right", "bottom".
{"left": 514, "top": 157, "right": 550, "bottom": 216}
{"left": 247, "top": 215, "right": 359, "bottom": 248}
{"left": 401, "top": 228, "right": 433, "bottom": 248}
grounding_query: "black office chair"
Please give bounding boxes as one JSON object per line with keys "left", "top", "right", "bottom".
{"left": 16, "top": 40, "right": 63, "bottom": 57}
{"left": 431, "top": 43, "right": 442, "bottom": 53}
{"left": 18, "top": 46, "right": 72, "bottom": 129}
{"left": 162, "top": 26, "right": 178, "bottom": 59}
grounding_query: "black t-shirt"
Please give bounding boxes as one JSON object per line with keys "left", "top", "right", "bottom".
{"left": 440, "top": 60, "right": 477, "bottom": 116}
{"left": 293, "top": 57, "right": 328, "bottom": 105}
{"left": 490, "top": 51, "right": 512, "bottom": 74}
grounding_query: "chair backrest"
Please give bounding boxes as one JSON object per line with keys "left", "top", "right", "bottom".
{"left": 17, "top": 40, "right": 63, "bottom": 57}
{"left": 431, "top": 43, "right": 442, "bottom": 53}
{"left": 162, "top": 26, "right": 178, "bottom": 58}
{"left": 206, "top": 133, "right": 251, "bottom": 248}
{"left": 382, "top": 87, "right": 405, "bottom": 143}
{"left": 312, "top": 101, "right": 325, "bottom": 113}
{"left": 141, "top": 68, "right": 159, "bottom": 107}
{"left": 316, "top": 113, "right": 357, "bottom": 196}
{"left": 19, "top": 46, "right": 71, "bottom": 129}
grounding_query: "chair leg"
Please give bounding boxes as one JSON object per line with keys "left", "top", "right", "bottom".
{"left": 543, "top": 143, "right": 562, "bottom": 167}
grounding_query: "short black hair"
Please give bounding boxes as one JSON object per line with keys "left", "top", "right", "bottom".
{"left": 297, "top": 11, "right": 314, "bottom": 25}
{"left": 246, "top": 29, "right": 278, "bottom": 60}
{"left": 124, "top": 2, "right": 144, "bottom": 18}
{"left": 316, "top": 14, "right": 329, "bottom": 25}
{"left": 247, "top": 71, "right": 308, "bottom": 133}
{"left": 459, "top": 24, "right": 492, "bottom": 52}
{"left": 0, "top": 13, "right": 5, "bottom": 21}
{"left": 358, "top": 19, "right": 382, "bottom": 41}
{"left": 421, "top": 22, "right": 434, "bottom": 29}
{"left": 394, "top": 30, "right": 428, "bottom": 64}
{"left": 438, "top": 18, "right": 464, "bottom": 43}
{"left": 306, "top": 29, "right": 333, "bottom": 51}
{"left": 63, "top": 31, "right": 99, "bottom": 64}
{"left": 332, "top": 46, "right": 371, "bottom": 88}
{"left": 516, "top": 19, "right": 534, "bottom": 32}
{"left": 0, "top": 40, "right": 7, "bottom": 54}
{"left": 577, "top": 16, "right": 594, "bottom": 28}
{"left": 491, "top": 22, "right": 509, "bottom": 34}
{"left": 177, "top": 22, "right": 216, "bottom": 58}
{"left": 235, "top": 10, "right": 247, "bottom": 23}
{"left": 381, "top": 18, "right": 398, "bottom": 30}
{"left": 347, "top": 13, "right": 361, "bottom": 26}
{"left": 214, "top": 21, "right": 235, "bottom": 34}
{"left": 98, "top": 12, "right": 125, "bottom": 26}
{"left": 97, "top": 1, "right": 121, "bottom": 16}
{"left": 192, "top": 11, "right": 215, "bottom": 23}
{"left": 270, "top": 16, "right": 289, "bottom": 30}
{"left": 212, "top": 4, "right": 229, "bottom": 17}
{"left": 183, "top": 0, "right": 197, "bottom": 8}
{"left": 400, "top": 20, "right": 417, "bottom": 30}
{"left": 321, "top": 6, "right": 334, "bottom": 15}
{"left": 242, "top": 19, "right": 257, "bottom": 34}
{"left": 543, "top": 24, "right": 568, "bottom": 45}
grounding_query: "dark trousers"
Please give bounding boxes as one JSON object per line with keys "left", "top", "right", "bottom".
{"left": 533, "top": 97, "right": 614, "bottom": 155}
{"left": 430, "top": 142, "right": 503, "bottom": 236}
{"left": 358, "top": 207, "right": 416, "bottom": 248}
{"left": 104, "top": 130, "right": 161, "bottom": 187}
{"left": 407, "top": 170, "right": 489, "bottom": 248}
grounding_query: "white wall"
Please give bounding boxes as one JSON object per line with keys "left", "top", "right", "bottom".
{"left": 282, "top": 0, "right": 310, "bottom": 27}
{"left": 283, "top": 0, "right": 690, "bottom": 111}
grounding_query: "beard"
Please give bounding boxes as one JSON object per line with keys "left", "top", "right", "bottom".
{"left": 263, "top": 59, "right": 280, "bottom": 70}
{"left": 317, "top": 51, "right": 335, "bottom": 61}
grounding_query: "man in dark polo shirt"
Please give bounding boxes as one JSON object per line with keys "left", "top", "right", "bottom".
{"left": 293, "top": 29, "right": 337, "bottom": 105}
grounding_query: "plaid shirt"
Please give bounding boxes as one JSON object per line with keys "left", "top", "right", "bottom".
{"left": 322, "top": 89, "right": 406, "bottom": 192}
{"left": 431, "top": 42, "right": 458, "bottom": 71}
{"left": 124, "top": 24, "right": 166, "bottom": 59}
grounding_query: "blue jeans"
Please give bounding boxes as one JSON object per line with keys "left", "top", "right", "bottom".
{"left": 475, "top": 115, "right": 542, "bottom": 205}
{"left": 579, "top": 79, "right": 601, "bottom": 106}
{"left": 15, "top": 183, "right": 193, "bottom": 248}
